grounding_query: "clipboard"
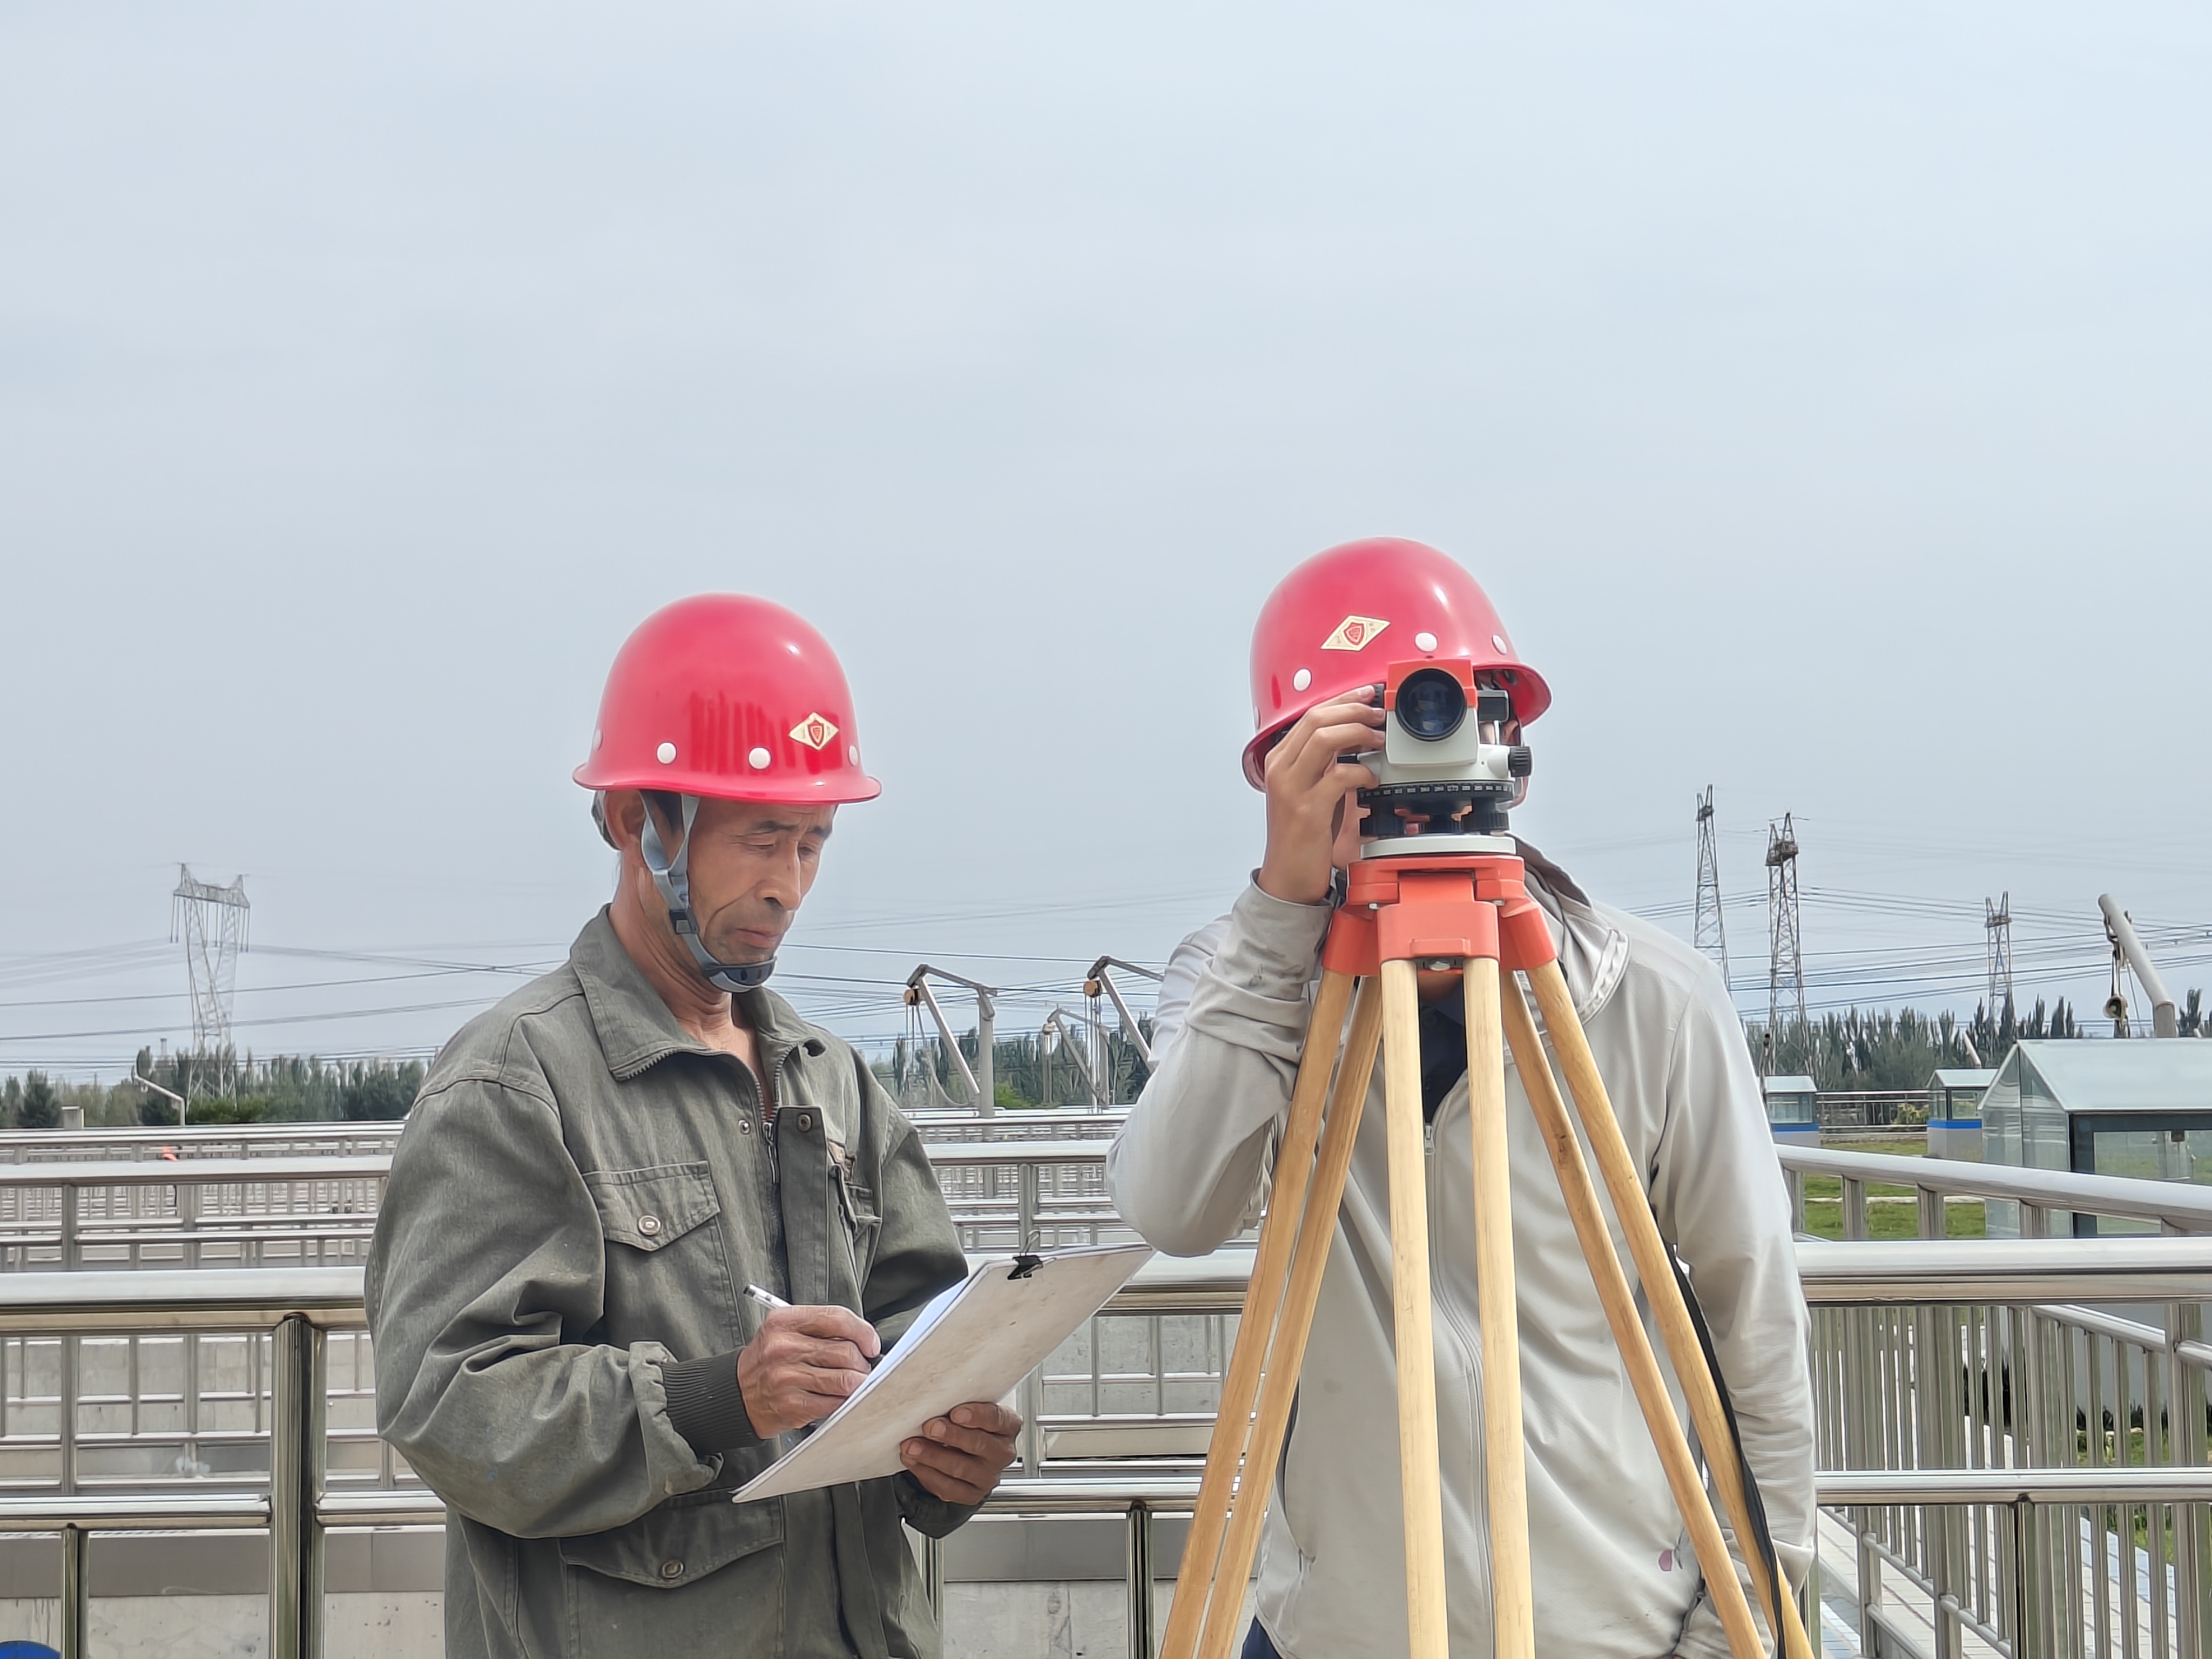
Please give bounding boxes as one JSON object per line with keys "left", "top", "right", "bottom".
{"left": 732, "top": 1243, "right": 1152, "bottom": 1503}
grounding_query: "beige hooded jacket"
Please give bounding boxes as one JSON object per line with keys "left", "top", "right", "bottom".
{"left": 1105, "top": 855, "right": 1813, "bottom": 1659}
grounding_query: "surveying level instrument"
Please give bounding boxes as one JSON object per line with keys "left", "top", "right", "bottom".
{"left": 1161, "top": 658, "right": 1812, "bottom": 1659}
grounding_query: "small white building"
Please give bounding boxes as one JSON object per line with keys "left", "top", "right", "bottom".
{"left": 1925, "top": 1067, "right": 1995, "bottom": 1162}
{"left": 1763, "top": 1074, "right": 1820, "bottom": 1147}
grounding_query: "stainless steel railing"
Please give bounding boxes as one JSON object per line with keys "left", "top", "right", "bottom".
{"left": 1779, "top": 1144, "right": 2212, "bottom": 1239}
{"left": 0, "top": 1139, "right": 1128, "bottom": 1271}
{"left": 17, "top": 1127, "right": 2212, "bottom": 1658}
{"left": 1782, "top": 1149, "right": 2212, "bottom": 1659}
{"left": 0, "top": 1157, "right": 391, "bottom": 1271}
{"left": 4, "top": 1239, "right": 2211, "bottom": 1659}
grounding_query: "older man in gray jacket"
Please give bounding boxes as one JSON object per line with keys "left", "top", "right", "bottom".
{"left": 369, "top": 596, "right": 1020, "bottom": 1658}
{"left": 1107, "top": 539, "right": 1814, "bottom": 1659}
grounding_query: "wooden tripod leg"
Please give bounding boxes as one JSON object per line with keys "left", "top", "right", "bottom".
{"left": 1379, "top": 960, "right": 1450, "bottom": 1659}
{"left": 1191, "top": 979, "right": 1384, "bottom": 1659}
{"left": 1518, "top": 962, "right": 1809, "bottom": 1659}
{"left": 1464, "top": 958, "right": 1535, "bottom": 1657}
{"left": 1160, "top": 969, "right": 1357, "bottom": 1659}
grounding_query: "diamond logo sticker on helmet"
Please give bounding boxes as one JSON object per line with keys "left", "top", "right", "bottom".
{"left": 789, "top": 713, "right": 839, "bottom": 750}
{"left": 1322, "top": 615, "right": 1390, "bottom": 651}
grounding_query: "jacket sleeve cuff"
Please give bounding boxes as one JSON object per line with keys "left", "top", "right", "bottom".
{"left": 895, "top": 1470, "right": 980, "bottom": 1539}
{"left": 660, "top": 1351, "right": 763, "bottom": 1455}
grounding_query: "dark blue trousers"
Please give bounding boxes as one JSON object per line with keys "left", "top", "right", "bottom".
{"left": 1241, "top": 1620, "right": 1284, "bottom": 1659}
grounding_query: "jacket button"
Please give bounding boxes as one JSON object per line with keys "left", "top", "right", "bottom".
{"left": 659, "top": 1558, "right": 683, "bottom": 1580}
{"left": 795, "top": 1112, "right": 813, "bottom": 1132}
{"left": 738, "top": 1118, "right": 753, "bottom": 1135}
{"left": 637, "top": 1214, "right": 663, "bottom": 1237}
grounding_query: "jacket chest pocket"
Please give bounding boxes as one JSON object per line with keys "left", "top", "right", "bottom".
{"left": 583, "top": 1163, "right": 736, "bottom": 1350}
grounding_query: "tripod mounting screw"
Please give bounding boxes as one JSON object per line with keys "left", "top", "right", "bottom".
{"left": 1418, "top": 957, "right": 1459, "bottom": 974}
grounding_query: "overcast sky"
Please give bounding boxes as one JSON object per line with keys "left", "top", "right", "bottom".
{"left": 3, "top": 2, "right": 2208, "bottom": 1075}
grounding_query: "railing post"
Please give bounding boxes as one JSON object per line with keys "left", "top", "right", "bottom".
{"left": 1019, "top": 1365, "right": 1042, "bottom": 1479}
{"left": 181, "top": 1180, "right": 201, "bottom": 1271}
{"left": 269, "top": 1314, "right": 327, "bottom": 1659}
{"left": 1126, "top": 1499, "right": 1155, "bottom": 1659}
{"left": 59, "top": 1522, "right": 86, "bottom": 1659}
{"left": 1857, "top": 1519, "right": 1882, "bottom": 1656}
{"left": 60, "top": 1184, "right": 79, "bottom": 1271}
{"left": 2010, "top": 1495, "right": 2050, "bottom": 1659}
{"left": 1917, "top": 1185, "right": 1944, "bottom": 1240}
{"left": 58, "top": 1331, "right": 78, "bottom": 1498}
{"left": 1843, "top": 1176, "right": 1868, "bottom": 1241}
{"left": 2170, "top": 1297, "right": 2210, "bottom": 1658}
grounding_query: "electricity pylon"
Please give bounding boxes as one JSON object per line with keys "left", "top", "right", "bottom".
{"left": 171, "top": 866, "right": 249, "bottom": 1100}
{"left": 1984, "top": 893, "right": 2013, "bottom": 1017}
{"left": 1692, "top": 787, "right": 1729, "bottom": 988}
{"left": 1764, "top": 816, "right": 1805, "bottom": 1040}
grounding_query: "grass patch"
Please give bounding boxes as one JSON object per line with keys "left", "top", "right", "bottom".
{"left": 1798, "top": 1138, "right": 1933, "bottom": 1203}
{"left": 1800, "top": 1199, "right": 1987, "bottom": 1240}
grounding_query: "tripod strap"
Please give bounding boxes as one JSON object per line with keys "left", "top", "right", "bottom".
{"left": 1658, "top": 1223, "right": 1787, "bottom": 1645}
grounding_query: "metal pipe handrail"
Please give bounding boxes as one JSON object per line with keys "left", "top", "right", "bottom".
{"left": 0, "top": 1155, "right": 392, "bottom": 1189}
{"left": 11, "top": 1237, "right": 2212, "bottom": 1334}
{"left": 0, "top": 1461, "right": 2199, "bottom": 1536}
{"left": 1818, "top": 1468, "right": 2212, "bottom": 1506}
{"left": 925, "top": 1142, "right": 1116, "bottom": 1168}
{"left": 0, "top": 1122, "right": 401, "bottom": 1155}
{"left": 1795, "top": 1236, "right": 2212, "bottom": 1303}
{"left": 0, "top": 1267, "right": 368, "bottom": 1331}
{"left": 1779, "top": 1144, "right": 2212, "bottom": 1228}
{"left": 0, "top": 1493, "right": 272, "bottom": 1531}
{"left": 908, "top": 1109, "right": 1129, "bottom": 1137}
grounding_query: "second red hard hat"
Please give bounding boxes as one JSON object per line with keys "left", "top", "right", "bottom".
{"left": 1244, "top": 537, "right": 1550, "bottom": 789}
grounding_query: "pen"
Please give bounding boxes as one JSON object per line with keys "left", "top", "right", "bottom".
{"left": 747, "top": 1283, "right": 882, "bottom": 1368}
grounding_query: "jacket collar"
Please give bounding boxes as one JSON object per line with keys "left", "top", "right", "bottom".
{"left": 571, "top": 908, "right": 826, "bottom": 1083}
{"left": 1513, "top": 839, "right": 1630, "bottom": 1026}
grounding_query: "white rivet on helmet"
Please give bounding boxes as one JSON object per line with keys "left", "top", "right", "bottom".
{"left": 847, "top": 744, "right": 859, "bottom": 764}
{"left": 592, "top": 729, "right": 604, "bottom": 751}
{"left": 1414, "top": 631, "right": 1438, "bottom": 653}
{"left": 748, "top": 746, "right": 772, "bottom": 770}
{"left": 655, "top": 741, "right": 677, "bottom": 764}
{"left": 1493, "top": 634, "right": 1509, "bottom": 653}
{"left": 1292, "top": 668, "right": 1311, "bottom": 692}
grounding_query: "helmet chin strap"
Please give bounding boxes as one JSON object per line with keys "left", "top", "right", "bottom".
{"left": 639, "top": 794, "right": 777, "bottom": 992}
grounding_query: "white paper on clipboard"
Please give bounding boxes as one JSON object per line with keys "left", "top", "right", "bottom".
{"left": 733, "top": 1243, "right": 1152, "bottom": 1503}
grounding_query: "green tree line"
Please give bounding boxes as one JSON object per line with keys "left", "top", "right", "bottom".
{"left": 1754, "top": 996, "right": 2095, "bottom": 1092}
{"left": 0, "top": 1050, "right": 426, "bottom": 1130}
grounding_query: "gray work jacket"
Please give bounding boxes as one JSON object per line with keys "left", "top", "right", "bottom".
{"left": 367, "top": 909, "right": 973, "bottom": 1659}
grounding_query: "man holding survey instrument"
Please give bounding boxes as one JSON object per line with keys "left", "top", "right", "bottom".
{"left": 367, "top": 595, "right": 1019, "bottom": 1659}
{"left": 1108, "top": 540, "right": 1815, "bottom": 1659}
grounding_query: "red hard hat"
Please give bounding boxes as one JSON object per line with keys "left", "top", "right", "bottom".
{"left": 574, "top": 595, "right": 882, "bottom": 804}
{"left": 1243, "top": 537, "right": 1549, "bottom": 788}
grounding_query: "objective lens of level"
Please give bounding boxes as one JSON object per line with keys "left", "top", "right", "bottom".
{"left": 1395, "top": 669, "right": 1467, "bottom": 741}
